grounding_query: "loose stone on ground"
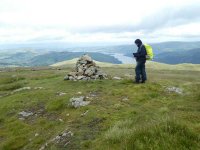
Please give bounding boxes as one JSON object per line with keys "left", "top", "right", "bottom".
{"left": 69, "top": 96, "right": 90, "bottom": 108}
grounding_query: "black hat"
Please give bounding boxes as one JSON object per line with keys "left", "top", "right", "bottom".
{"left": 135, "top": 39, "right": 142, "bottom": 45}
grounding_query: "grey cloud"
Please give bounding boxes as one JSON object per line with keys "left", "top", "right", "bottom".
{"left": 74, "top": 3, "right": 200, "bottom": 34}
{"left": 25, "top": 35, "right": 66, "bottom": 43}
{"left": 141, "top": 3, "right": 200, "bottom": 31}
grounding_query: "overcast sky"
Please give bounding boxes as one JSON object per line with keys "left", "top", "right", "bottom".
{"left": 0, "top": 0, "right": 200, "bottom": 45}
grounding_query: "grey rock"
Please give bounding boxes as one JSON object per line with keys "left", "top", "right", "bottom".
{"left": 18, "top": 111, "right": 33, "bottom": 117}
{"left": 51, "top": 130, "right": 74, "bottom": 146}
{"left": 82, "top": 77, "right": 89, "bottom": 81}
{"left": 18, "top": 117, "right": 25, "bottom": 120}
{"left": 77, "top": 68, "right": 84, "bottom": 75}
{"left": 64, "top": 75, "right": 69, "bottom": 80}
{"left": 77, "top": 76, "right": 84, "bottom": 80}
{"left": 68, "top": 72, "right": 77, "bottom": 77}
{"left": 81, "top": 110, "right": 89, "bottom": 117}
{"left": 80, "top": 54, "right": 92, "bottom": 62}
{"left": 166, "top": 87, "right": 183, "bottom": 94}
{"left": 34, "top": 87, "right": 43, "bottom": 90}
{"left": 79, "top": 60, "right": 87, "bottom": 64}
{"left": 39, "top": 145, "right": 46, "bottom": 150}
{"left": 69, "top": 76, "right": 74, "bottom": 80}
{"left": 113, "top": 76, "right": 122, "bottom": 80}
{"left": 91, "top": 75, "right": 97, "bottom": 79}
{"left": 85, "top": 66, "right": 96, "bottom": 76}
{"left": 122, "top": 97, "right": 129, "bottom": 101}
{"left": 69, "top": 96, "right": 90, "bottom": 108}
{"left": 13, "top": 87, "right": 31, "bottom": 93}
{"left": 64, "top": 141, "right": 71, "bottom": 147}
{"left": 59, "top": 119, "right": 64, "bottom": 122}
{"left": 57, "top": 92, "right": 67, "bottom": 96}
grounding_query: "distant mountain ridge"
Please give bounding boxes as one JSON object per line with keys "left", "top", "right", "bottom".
{"left": 1, "top": 41, "right": 200, "bottom": 54}
{"left": 0, "top": 51, "right": 122, "bottom": 67}
{"left": 30, "top": 52, "right": 122, "bottom": 66}
{"left": 0, "top": 41, "right": 200, "bottom": 66}
{"left": 154, "top": 48, "right": 200, "bottom": 64}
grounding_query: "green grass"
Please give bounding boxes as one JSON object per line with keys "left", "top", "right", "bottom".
{"left": 104, "top": 119, "right": 199, "bottom": 150}
{"left": 0, "top": 66, "right": 200, "bottom": 149}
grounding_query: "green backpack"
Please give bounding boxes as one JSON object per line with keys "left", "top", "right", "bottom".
{"left": 144, "top": 44, "right": 154, "bottom": 60}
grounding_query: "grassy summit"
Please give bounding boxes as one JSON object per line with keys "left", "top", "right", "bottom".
{"left": 0, "top": 63, "right": 200, "bottom": 149}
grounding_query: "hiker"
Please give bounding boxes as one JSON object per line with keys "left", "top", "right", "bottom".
{"left": 133, "top": 39, "right": 147, "bottom": 83}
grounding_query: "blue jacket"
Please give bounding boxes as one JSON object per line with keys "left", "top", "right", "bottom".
{"left": 133, "top": 44, "right": 147, "bottom": 62}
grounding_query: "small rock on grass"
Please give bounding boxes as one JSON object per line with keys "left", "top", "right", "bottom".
{"left": 122, "top": 97, "right": 129, "bottom": 101}
{"left": 12, "top": 87, "right": 31, "bottom": 93}
{"left": 59, "top": 119, "right": 64, "bottom": 122}
{"left": 69, "top": 96, "right": 90, "bottom": 108}
{"left": 113, "top": 76, "right": 122, "bottom": 80}
{"left": 18, "top": 111, "right": 33, "bottom": 117}
{"left": 166, "top": 86, "right": 183, "bottom": 94}
{"left": 57, "top": 92, "right": 67, "bottom": 96}
{"left": 81, "top": 110, "right": 89, "bottom": 117}
{"left": 34, "top": 87, "right": 44, "bottom": 90}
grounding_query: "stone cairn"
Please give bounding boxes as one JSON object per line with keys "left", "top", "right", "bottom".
{"left": 64, "top": 54, "right": 107, "bottom": 81}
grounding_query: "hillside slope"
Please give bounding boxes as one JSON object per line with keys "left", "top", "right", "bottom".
{"left": 0, "top": 66, "right": 200, "bottom": 149}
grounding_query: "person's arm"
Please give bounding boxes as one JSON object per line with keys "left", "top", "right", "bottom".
{"left": 133, "top": 52, "right": 137, "bottom": 57}
{"left": 133, "top": 45, "right": 146, "bottom": 57}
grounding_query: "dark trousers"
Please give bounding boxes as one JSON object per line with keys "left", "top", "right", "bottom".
{"left": 135, "top": 61, "right": 147, "bottom": 82}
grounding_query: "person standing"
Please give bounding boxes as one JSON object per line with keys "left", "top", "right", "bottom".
{"left": 133, "top": 39, "right": 147, "bottom": 83}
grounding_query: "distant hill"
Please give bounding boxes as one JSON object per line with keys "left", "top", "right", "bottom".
{"left": 0, "top": 51, "right": 37, "bottom": 66}
{"left": 0, "top": 51, "right": 122, "bottom": 67}
{"left": 154, "top": 48, "right": 200, "bottom": 64}
{"left": 29, "top": 52, "right": 121, "bottom": 66}
{"left": 99, "top": 41, "right": 200, "bottom": 55}
{"left": 150, "top": 41, "right": 200, "bottom": 54}
{"left": 51, "top": 58, "right": 200, "bottom": 71}
{"left": 1, "top": 41, "right": 200, "bottom": 66}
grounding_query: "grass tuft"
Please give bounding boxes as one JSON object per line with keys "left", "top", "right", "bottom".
{"left": 105, "top": 119, "right": 200, "bottom": 150}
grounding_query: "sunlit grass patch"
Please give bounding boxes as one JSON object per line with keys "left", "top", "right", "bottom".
{"left": 0, "top": 75, "right": 25, "bottom": 85}
{"left": 105, "top": 119, "right": 134, "bottom": 143}
{"left": 0, "top": 82, "right": 25, "bottom": 91}
{"left": 46, "top": 98, "right": 67, "bottom": 111}
{"left": 105, "top": 119, "right": 200, "bottom": 150}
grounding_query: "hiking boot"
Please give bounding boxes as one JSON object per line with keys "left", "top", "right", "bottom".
{"left": 133, "top": 81, "right": 140, "bottom": 84}
{"left": 141, "top": 80, "right": 146, "bottom": 83}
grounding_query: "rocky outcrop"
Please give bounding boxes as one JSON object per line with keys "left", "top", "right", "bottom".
{"left": 64, "top": 54, "right": 107, "bottom": 81}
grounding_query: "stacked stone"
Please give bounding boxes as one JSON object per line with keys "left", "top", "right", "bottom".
{"left": 64, "top": 54, "right": 107, "bottom": 81}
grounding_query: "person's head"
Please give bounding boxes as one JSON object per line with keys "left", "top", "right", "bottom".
{"left": 135, "top": 39, "right": 142, "bottom": 47}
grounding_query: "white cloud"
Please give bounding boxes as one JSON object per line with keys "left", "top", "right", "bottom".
{"left": 0, "top": 0, "right": 200, "bottom": 44}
